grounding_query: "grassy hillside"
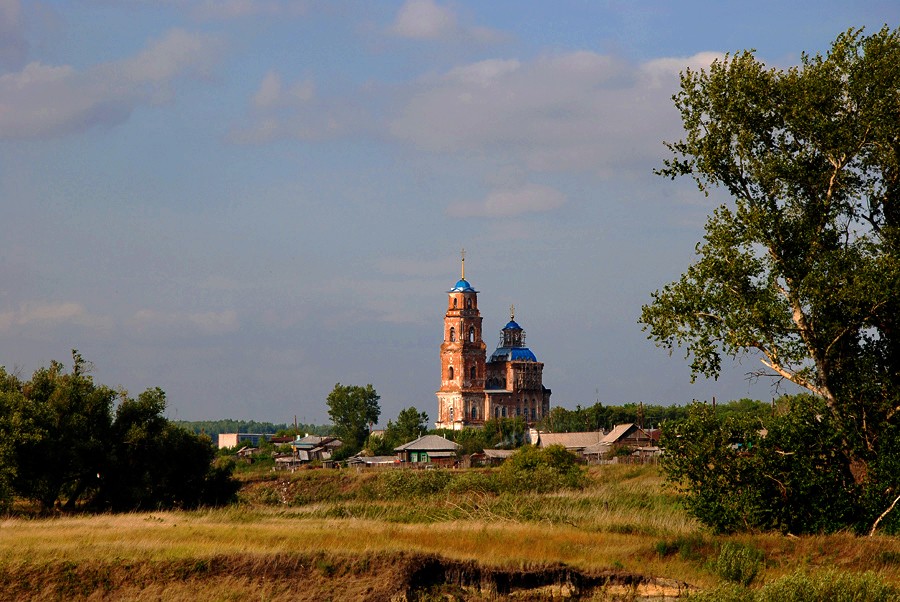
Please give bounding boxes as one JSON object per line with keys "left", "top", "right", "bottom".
{"left": 2, "top": 464, "right": 899, "bottom": 600}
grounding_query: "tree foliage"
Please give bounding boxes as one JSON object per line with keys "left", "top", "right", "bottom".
{"left": 538, "top": 402, "right": 689, "bottom": 432}
{"left": 365, "top": 406, "right": 429, "bottom": 455}
{"left": 326, "top": 383, "right": 380, "bottom": 453}
{"left": 643, "top": 26, "right": 900, "bottom": 532}
{"left": 0, "top": 352, "right": 237, "bottom": 512}
{"left": 174, "top": 419, "right": 331, "bottom": 438}
{"left": 661, "top": 397, "right": 858, "bottom": 533}
{"left": 498, "top": 444, "right": 586, "bottom": 493}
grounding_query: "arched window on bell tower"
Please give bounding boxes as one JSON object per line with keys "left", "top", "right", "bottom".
{"left": 448, "top": 366, "right": 454, "bottom": 380}
{"left": 470, "top": 365, "right": 476, "bottom": 380}
{"left": 449, "top": 327, "right": 455, "bottom": 342}
{"left": 468, "top": 326, "right": 475, "bottom": 342}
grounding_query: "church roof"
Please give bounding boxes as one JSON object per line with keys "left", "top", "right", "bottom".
{"left": 503, "top": 319, "right": 522, "bottom": 330}
{"left": 449, "top": 278, "right": 476, "bottom": 292}
{"left": 490, "top": 347, "right": 538, "bottom": 362}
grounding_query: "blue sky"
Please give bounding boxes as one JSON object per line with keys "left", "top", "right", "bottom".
{"left": 1, "top": 1, "right": 897, "bottom": 425}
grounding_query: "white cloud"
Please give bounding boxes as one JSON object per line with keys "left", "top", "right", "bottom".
{"left": 190, "top": 0, "right": 309, "bottom": 20}
{"left": 0, "top": 302, "right": 112, "bottom": 332}
{"left": 119, "top": 28, "right": 221, "bottom": 83}
{"left": 391, "top": 0, "right": 456, "bottom": 40}
{"left": 390, "top": 51, "right": 719, "bottom": 177}
{"left": 231, "top": 72, "right": 362, "bottom": 144}
{"left": 448, "top": 183, "right": 566, "bottom": 218}
{"left": 0, "top": 29, "right": 223, "bottom": 139}
{"left": 251, "top": 70, "right": 314, "bottom": 109}
{"left": 0, "top": 0, "right": 27, "bottom": 70}
{"left": 389, "top": 0, "right": 504, "bottom": 43}
{"left": 129, "top": 309, "right": 239, "bottom": 337}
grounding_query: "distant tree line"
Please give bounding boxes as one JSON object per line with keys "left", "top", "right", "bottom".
{"left": 0, "top": 352, "right": 238, "bottom": 514}
{"left": 533, "top": 399, "right": 773, "bottom": 433}
{"left": 174, "top": 419, "right": 331, "bottom": 438}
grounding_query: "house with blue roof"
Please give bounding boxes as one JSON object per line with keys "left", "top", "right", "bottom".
{"left": 436, "top": 252, "right": 552, "bottom": 430}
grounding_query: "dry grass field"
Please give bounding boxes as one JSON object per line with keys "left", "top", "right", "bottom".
{"left": 2, "top": 464, "right": 899, "bottom": 600}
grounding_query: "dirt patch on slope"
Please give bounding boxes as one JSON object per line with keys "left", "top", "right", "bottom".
{"left": 0, "top": 551, "right": 695, "bottom": 601}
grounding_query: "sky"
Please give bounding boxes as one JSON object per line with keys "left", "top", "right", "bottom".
{"left": 2, "top": 1, "right": 898, "bottom": 425}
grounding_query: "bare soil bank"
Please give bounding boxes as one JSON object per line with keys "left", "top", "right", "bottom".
{"left": 2, "top": 551, "right": 694, "bottom": 601}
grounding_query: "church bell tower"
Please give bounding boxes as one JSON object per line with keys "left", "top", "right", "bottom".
{"left": 436, "top": 250, "right": 486, "bottom": 429}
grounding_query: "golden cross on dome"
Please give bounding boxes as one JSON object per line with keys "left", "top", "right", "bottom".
{"left": 461, "top": 248, "right": 466, "bottom": 279}
{"left": 510, "top": 304, "right": 515, "bottom": 321}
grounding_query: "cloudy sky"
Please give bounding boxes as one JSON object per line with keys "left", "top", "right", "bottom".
{"left": 2, "top": 1, "right": 897, "bottom": 425}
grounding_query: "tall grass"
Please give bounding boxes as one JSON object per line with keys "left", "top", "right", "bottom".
{"left": 3, "top": 464, "right": 900, "bottom": 597}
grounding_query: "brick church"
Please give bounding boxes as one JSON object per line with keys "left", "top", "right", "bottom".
{"left": 435, "top": 254, "right": 551, "bottom": 430}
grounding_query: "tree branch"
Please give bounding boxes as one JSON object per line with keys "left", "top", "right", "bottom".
{"left": 869, "top": 492, "right": 900, "bottom": 536}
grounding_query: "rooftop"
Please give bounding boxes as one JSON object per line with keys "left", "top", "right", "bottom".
{"left": 449, "top": 278, "right": 476, "bottom": 293}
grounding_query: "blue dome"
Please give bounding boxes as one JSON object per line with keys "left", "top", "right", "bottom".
{"left": 449, "top": 278, "right": 476, "bottom": 292}
{"left": 490, "top": 347, "right": 538, "bottom": 362}
{"left": 503, "top": 320, "right": 522, "bottom": 330}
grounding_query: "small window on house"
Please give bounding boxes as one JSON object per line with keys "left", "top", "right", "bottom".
{"left": 501, "top": 407, "right": 507, "bottom": 418}
{"left": 448, "top": 366, "right": 454, "bottom": 380}
{"left": 531, "top": 408, "right": 536, "bottom": 420}
{"left": 449, "top": 327, "right": 455, "bottom": 342}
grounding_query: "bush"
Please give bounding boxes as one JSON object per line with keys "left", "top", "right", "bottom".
{"left": 378, "top": 469, "right": 452, "bottom": 497}
{"left": 689, "top": 569, "right": 898, "bottom": 602}
{"left": 498, "top": 445, "right": 586, "bottom": 493}
{"left": 444, "top": 471, "right": 501, "bottom": 495}
{"left": 757, "top": 570, "right": 897, "bottom": 602}
{"left": 653, "top": 535, "right": 707, "bottom": 561}
{"left": 661, "top": 396, "right": 859, "bottom": 534}
{"left": 713, "top": 542, "right": 763, "bottom": 586}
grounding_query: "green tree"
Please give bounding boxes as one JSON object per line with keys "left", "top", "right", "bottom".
{"left": 641, "top": 26, "right": 900, "bottom": 532}
{"left": 98, "top": 387, "right": 239, "bottom": 510}
{"left": 386, "top": 406, "right": 429, "bottom": 444}
{"left": 0, "top": 353, "right": 237, "bottom": 513}
{"left": 0, "top": 368, "right": 26, "bottom": 511}
{"left": 661, "top": 397, "right": 858, "bottom": 534}
{"left": 12, "top": 352, "right": 116, "bottom": 511}
{"left": 326, "top": 383, "right": 380, "bottom": 453}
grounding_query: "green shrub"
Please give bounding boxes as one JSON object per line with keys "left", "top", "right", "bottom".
{"left": 688, "top": 583, "right": 752, "bottom": 602}
{"left": 653, "top": 535, "right": 707, "bottom": 561}
{"left": 690, "top": 569, "right": 898, "bottom": 602}
{"left": 378, "top": 468, "right": 452, "bottom": 497}
{"left": 756, "top": 569, "right": 897, "bottom": 602}
{"left": 444, "top": 471, "right": 501, "bottom": 495}
{"left": 713, "top": 542, "right": 763, "bottom": 586}
{"left": 497, "top": 445, "right": 586, "bottom": 493}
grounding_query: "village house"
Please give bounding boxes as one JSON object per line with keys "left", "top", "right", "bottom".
{"left": 289, "top": 435, "right": 343, "bottom": 462}
{"left": 534, "top": 431, "right": 605, "bottom": 454}
{"left": 395, "top": 434, "right": 460, "bottom": 466}
{"left": 582, "top": 423, "right": 658, "bottom": 463}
